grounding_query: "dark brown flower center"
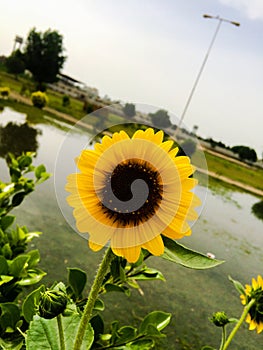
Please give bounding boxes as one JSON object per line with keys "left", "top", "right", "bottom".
{"left": 99, "top": 159, "right": 163, "bottom": 226}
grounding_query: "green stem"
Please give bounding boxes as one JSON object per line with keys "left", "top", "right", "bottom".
{"left": 73, "top": 248, "right": 114, "bottom": 350}
{"left": 57, "top": 314, "right": 65, "bottom": 350}
{"left": 219, "top": 325, "right": 226, "bottom": 350}
{"left": 222, "top": 299, "right": 255, "bottom": 350}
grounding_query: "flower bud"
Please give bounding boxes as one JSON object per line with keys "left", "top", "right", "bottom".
{"left": 38, "top": 290, "right": 67, "bottom": 319}
{"left": 211, "top": 311, "right": 230, "bottom": 327}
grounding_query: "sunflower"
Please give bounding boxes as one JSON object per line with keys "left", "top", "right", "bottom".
{"left": 66, "top": 128, "right": 200, "bottom": 263}
{"left": 240, "top": 275, "right": 263, "bottom": 334}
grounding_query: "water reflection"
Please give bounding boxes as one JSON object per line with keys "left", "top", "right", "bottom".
{"left": 0, "top": 122, "right": 39, "bottom": 158}
{"left": 252, "top": 200, "right": 263, "bottom": 221}
{"left": 0, "top": 104, "right": 262, "bottom": 349}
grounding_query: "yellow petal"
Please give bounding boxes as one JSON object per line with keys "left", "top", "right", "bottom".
{"left": 257, "top": 275, "right": 263, "bottom": 288}
{"left": 252, "top": 277, "right": 258, "bottom": 290}
{"left": 89, "top": 241, "right": 104, "bottom": 252}
{"left": 257, "top": 322, "right": 263, "bottom": 334}
{"left": 246, "top": 313, "right": 251, "bottom": 323}
{"left": 249, "top": 320, "right": 257, "bottom": 331}
{"left": 142, "top": 235, "right": 164, "bottom": 256}
{"left": 159, "top": 140, "right": 174, "bottom": 152}
{"left": 111, "top": 246, "right": 141, "bottom": 263}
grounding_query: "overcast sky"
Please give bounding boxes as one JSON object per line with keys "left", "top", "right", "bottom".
{"left": 1, "top": 0, "right": 263, "bottom": 157}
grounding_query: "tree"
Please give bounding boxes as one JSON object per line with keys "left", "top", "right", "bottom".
{"left": 5, "top": 50, "right": 25, "bottom": 77}
{"left": 180, "top": 139, "right": 197, "bottom": 157}
{"left": 149, "top": 109, "right": 171, "bottom": 128}
{"left": 123, "top": 103, "right": 136, "bottom": 118}
{"left": 24, "top": 28, "right": 66, "bottom": 89}
{"left": 231, "top": 145, "right": 257, "bottom": 162}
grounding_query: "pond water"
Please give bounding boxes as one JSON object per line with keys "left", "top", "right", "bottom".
{"left": 0, "top": 106, "right": 262, "bottom": 349}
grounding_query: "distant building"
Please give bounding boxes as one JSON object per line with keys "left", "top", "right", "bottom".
{"left": 48, "top": 73, "right": 99, "bottom": 100}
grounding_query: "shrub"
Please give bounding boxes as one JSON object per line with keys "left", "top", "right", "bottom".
{"left": 31, "top": 91, "right": 48, "bottom": 109}
{"left": 180, "top": 138, "right": 197, "bottom": 157}
{"left": 0, "top": 87, "right": 10, "bottom": 99}
{"left": 62, "top": 94, "right": 70, "bottom": 107}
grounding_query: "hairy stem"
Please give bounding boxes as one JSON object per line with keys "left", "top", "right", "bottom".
{"left": 223, "top": 299, "right": 255, "bottom": 350}
{"left": 73, "top": 248, "right": 114, "bottom": 350}
{"left": 57, "top": 314, "right": 65, "bottom": 350}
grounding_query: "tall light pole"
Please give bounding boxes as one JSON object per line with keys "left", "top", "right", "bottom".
{"left": 175, "top": 14, "right": 240, "bottom": 137}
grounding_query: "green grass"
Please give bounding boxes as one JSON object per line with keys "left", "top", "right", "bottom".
{"left": 45, "top": 88, "right": 86, "bottom": 119}
{"left": 192, "top": 150, "right": 263, "bottom": 191}
{"left": 0, "top": 70, "right": 87, "bottom": 120}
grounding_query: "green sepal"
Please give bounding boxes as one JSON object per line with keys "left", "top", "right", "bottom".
{"left": 22, "top": 284, "right": 46, "bottom": 323}
{"left": 228, "top": 276, "right": 246, "bottom": 295}
{"left": 162, "top": 237, "right": 224, "bottom": 269}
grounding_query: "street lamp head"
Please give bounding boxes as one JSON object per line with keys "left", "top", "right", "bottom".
{"left": 203, "top": 14, "right": 213, "bottom": 19}
{"left": 231, "top": 21, "right": 240, "bottom": 27}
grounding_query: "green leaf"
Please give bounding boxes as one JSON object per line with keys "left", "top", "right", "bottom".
{"left": 0, "top": 303, "right": 21, "bottom": 332}
{"left": 201, "top": 347, "right": 217, "bottom": 350}
{"left": 105, "top": 283, "right": 130, "bottom": 295}
{"left": 0, "top": 256, "right": 9, "bottom": 274}
{"left": 26, "top": 314, "right": 94, "bottom": 350}
{"left": 0, "top": 338, "right": 24, "bottom": 350}
{"left": 228, "top": 276, "right": 245, "bottom": 295}
{"left": 115, "top": 326, "right": 137, "bottom": 345}
{"left": 162, "top": 237, "right": 224, "bottom": 269}
{"left": 8, "top": 255, "right": 29, "bottom": 277}
{"left": 35, "top": 164, "right": 46, "bottom": 179}
{"left": 90, "top": 314, "right": 104, "bottom": 338}
{"left": 22, "top": 285, "right": 45, "bottom": 323}
{"left": 110, "top": 257, "right": 126, "bottom": 282}
{"left": 12, "top": 192, "right": 25, "bottom": 207}
{"left": 128, "top": 338, "right": 154, "bottom": 349}
{"left": 2, "top": 243, "right": 12, "bottom": 259}
{"left": 67, "top": 267, "right": 87, "bottom": 299}
{"left": 144, "top": 324, "right": 165, "bottom": 337}
{"left": 10, "top": 167, "right": 21, "bottom": 182}
{"left": 18, "top": 155, "right": 32, "bottom": 169}
{"left": 94, "top": 298, "right": 104, "bottom": 311}
{"left": 139, "top": 311, "right": 171, "bottom": 335}
{"left": 130, "top": 268, "right": 165, "bottom": 281}
{"left": 17, "top": 268, "right": 46, "bottom": 286}
{"left": 26, "top": 315, "right": 59, "bottom": 350}
{"left": 27, "top": 250, "right": 41, "bottom": 268}
{"left": 0, "top": 275, "right": 14, "bottom": 286}
{"left": 36, "top": 172, "right": 51, "bottom": 184}
{"left": 0, "top": 215, "right": 15, "bottom": 230}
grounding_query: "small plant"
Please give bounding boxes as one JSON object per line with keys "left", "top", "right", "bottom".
{"left": 0, "top": 153, "right": 50, "bottom": 348}
{"left": 31, "top": 91, "right": 48, "bottom": 109}
{"left": 62, "top": 94, "right": 70, "bottom": 107}
{"left": 0, "top": 87, "right": 10, "bottom": 99}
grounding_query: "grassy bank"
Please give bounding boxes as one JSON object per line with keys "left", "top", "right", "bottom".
{"left": 0, "top": 69, "right": 88, "bottom": 120}
{"left": 192, "top": 150, "right": 263, "bottom": 192}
